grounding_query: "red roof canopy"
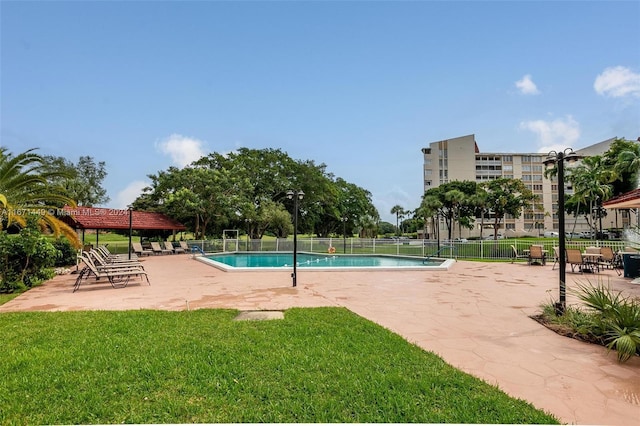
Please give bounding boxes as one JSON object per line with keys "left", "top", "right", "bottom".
{"left": 602, "top": 189, "right": 640, "bottom": 210}
{"left": 60, "top": 206, "right": 186, "bottom": 231}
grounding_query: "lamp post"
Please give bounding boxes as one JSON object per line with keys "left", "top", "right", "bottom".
{"left": 543, "top": 148, "right": 579, "bottom": 315}
{"left": 341, "top": 216, "right": 348, "bottom": 253}
{"left": 286, "top": 190, "right": 305, "bottom": 287}
{"left": 245, "top": 218, "right": 252, "bottom": 251}
{"left": 128, "top": 207, "right": 133, "bottom": 260}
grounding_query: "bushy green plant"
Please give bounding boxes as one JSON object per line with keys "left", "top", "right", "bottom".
{"left": 52, "top": 237, "right": 78, "bottom": 266}
{"left": 574, "top": 281, "right": 640, "bottom": 362}
{"left": 0, "top": 218, "right": 59, "bottom": 292}
{"left": 539, "top": 281, "right": 640, "bottom": 362}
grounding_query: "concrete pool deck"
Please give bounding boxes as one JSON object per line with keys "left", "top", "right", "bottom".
{"left": 1, "top": 254, "right": 639, "bottom": 425}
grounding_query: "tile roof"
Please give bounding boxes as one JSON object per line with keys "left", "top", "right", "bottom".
{"left": 60, "top": 206, "right": 186, "bottom": 230}
{"left": 602, "top": 188, "right": 640, "bottom": 209}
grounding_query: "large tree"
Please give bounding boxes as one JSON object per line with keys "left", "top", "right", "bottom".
{"left": 134, "top": 148, "right": 379, "bottom": 239}
{"left": 481, "top": 178, "right": 537, "bottom": 239}
{"left": 41, "top": 155, "right": 109, "bottom": 206}
{"left": 421, "top": 181, "right": 478, "bottom": 240}
{"left": 602, "top": 137, "right": 640, "bottom": 196}
{"left": 0, "top": 148, "right": 80, "bottom": 246}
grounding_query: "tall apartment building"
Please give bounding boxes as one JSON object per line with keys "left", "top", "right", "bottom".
{"left": 421, "top": 134, "right": 632, "bottom": 238}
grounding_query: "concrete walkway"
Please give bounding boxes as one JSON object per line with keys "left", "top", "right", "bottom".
{"left": 2, "top": 255, "right": 639, "bottom": 424}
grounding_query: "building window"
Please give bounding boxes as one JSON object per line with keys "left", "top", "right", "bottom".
{"left": 523, "top": 165, "right": 531, "bottom": 172}
{"left": 503, "top": 155, "right": 512, "bottom": 162}
{"left": 425, "top": 180, "right": 432, "bottom": 187}
{"left": 506, "top": 223, "right": 516, "bottom": 229}
{"left": 503, "top": 165, "right": 513, "bottom": 172}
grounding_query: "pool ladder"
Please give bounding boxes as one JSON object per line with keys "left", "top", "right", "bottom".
{"left": 423, "top": 245, "right": 457, "bottom": 263}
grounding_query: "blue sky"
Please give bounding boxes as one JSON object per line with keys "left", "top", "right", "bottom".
{"left": 2, "top": 1, "right": 639, "bottom": 223}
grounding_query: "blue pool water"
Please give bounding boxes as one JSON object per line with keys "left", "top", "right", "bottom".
{"left": 199, "top": 252, "right": 452, "bottom": 271}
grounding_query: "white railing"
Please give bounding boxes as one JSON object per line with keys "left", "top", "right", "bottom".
{"left": 97, "top": 238, "right": 636, "bottom": 262}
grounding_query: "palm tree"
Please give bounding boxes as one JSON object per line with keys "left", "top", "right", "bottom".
{"left": 567, "top": 155, "right": 615, "bottom": 235}
{"left": 418, "top": 195, "right": 443, "bottom": 241}
{"left": 444, "top": 189, "right": 466, "bottom": 240}
{"left": 390, "top": 204, "right": 404, "bottom": 236}
{"left": 0, "top": 147, "right": 80, "bottom": 246}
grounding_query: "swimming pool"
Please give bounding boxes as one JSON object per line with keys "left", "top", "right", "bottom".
{"left": 196, "top": 252, "right": 454, "bottom": 272}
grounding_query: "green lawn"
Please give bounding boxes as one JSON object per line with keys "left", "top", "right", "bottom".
{"left": 0, "top": 308, "right": 558, "bottom": 424}
{"left": 0, "top": 291, "right": 23, "bottom": 305}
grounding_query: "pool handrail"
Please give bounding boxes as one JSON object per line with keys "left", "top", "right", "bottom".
{"left": 190, "top": 245, "right": 206, "bottom": 255}
{"left": 423, "top": 245, "right": 456, "bottom": 262}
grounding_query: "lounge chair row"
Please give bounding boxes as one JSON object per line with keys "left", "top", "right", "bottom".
{"left": 74, "top": 246, "right": 150, "bottom": 292}
{"left": 132, "top": 241, "right": 188, "bottom": 256}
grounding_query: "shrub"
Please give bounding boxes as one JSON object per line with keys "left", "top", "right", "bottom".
{"left": 52, "top": 237, "right": 78, "bottom": 267}
{"left": 574, "top": 281, "right": 640, "bottom": 362}
{"left": 538, "top": 281, "right": 640, "bottom": 362}
{"left": 0, "top": 219, "right": 59, "bottom": 293}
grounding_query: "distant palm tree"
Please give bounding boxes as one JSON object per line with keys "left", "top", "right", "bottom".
{"left": 390, "top": 204, "right": 404, "bottom": 236}
{"left": 568, "top": 155, "right": 615, "bottom": 235}
{"left": 0, "top": 147, "right": 80, "bottom": 246}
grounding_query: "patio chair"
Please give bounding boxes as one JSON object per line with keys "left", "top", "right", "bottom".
{"left": 510, "top": 245, "right": 527, "bottom": 263}
{"left": 97, "top": 245, "right": 139, "bottom": 261}
{"left": 551, "top": 246, "right": 560, "bottom": 270}
{"left": 179, "top": 241, "right": 190, "bottom": 252}
{"left": 75, "top": 252, "right": 149, "bottom": 292}
{"left": 527, "top": 245, "right": 546, "bottom": 265}
{"left": 88, "top": 249, "right": 145, "bottom": 271}
{"left": 132, "top": 242, "right": 153, "bottom": 257}
{"left": 597, "top": 247, "right": 622, "bottom": 275}
{"left": 150, "top": 241, "right": 172, "bottom": 255}
{"left": 167, "top": 241, "right": 185, "bottom": 254}
{"left": 162, "top": 241, "right": 184, "bottom": 254}
{"left": 566, "top": 248, "right": 589, "bottom": 273}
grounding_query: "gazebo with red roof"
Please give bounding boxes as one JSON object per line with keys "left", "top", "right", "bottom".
{"left": 60, "top": 206, "right": 186, "bottom": 245}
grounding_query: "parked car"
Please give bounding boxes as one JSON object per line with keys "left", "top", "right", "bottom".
{"left": 482, "top": 233, "right": 503, "bottom": 240}
{"left": 445, "top": 238, "right": 468, "bottom": 243}
{"left": 543, "top": 231, "right": 559, "bottom": 237}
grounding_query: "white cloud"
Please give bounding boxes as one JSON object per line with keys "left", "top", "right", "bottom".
{"left": 515, "top": 74, "right": 540, "bottom": 95}
{"left": 519, "top": 115, "right": 580, "bottom": 153}
{"left": 114, "top": 180, "right": 149, "bottom": 209}
{"left": 156, "top": 133, "right": 207, "bottom": 167}
{"left": 594, "top": 66, "right": 640, "bottom": 98}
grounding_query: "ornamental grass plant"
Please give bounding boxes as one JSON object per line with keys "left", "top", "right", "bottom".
{"left": 537, "top": 280, "right": 640, "bottom": 362}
